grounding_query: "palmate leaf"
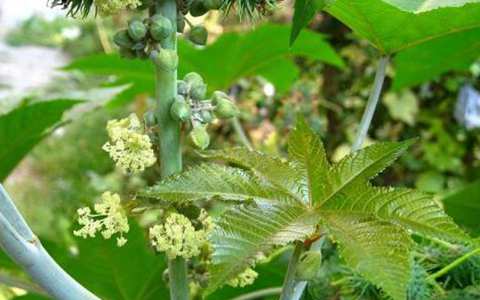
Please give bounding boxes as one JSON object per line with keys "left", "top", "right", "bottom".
{"left": 141, "top": 119, "right": 466, "bottom": 299}
{"left": 207, "top": 201, "right": 318, "bottom": 293}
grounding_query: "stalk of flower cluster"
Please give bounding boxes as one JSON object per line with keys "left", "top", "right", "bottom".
{"left": 152, "top": 0, "right": 188, "bottom": 299}
{"left": 0, "top": 184, "right": 99, "bottom": 300}
{"left": 279, "top": 56, "right": 390, "bottom": 300}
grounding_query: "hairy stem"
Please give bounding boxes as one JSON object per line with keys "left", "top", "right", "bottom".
{"left": 428, "top": 247, "right": 480, "bottom": 281}
{"left": 153, "top": 1, "right": 188, "bottom": 299}
{"left": 351, "top": 56, "right": 389, "bottom": 151}
{"left": 0, "top": 185, "right": 99, "bottom": 300}
{"left": 279, "top": 242, "right": 304, "bottom": 300}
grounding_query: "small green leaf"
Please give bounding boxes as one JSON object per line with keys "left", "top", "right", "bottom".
{"left": 0, "top": 99, "right": 83, "bottom": 182}
{"left": 290, "top": 0, "right": 327, "bottom": 46}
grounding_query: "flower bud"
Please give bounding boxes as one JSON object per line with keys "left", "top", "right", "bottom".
{"left": 170, "top": 97, "right": 192, "bottom": 122}
{"left": 184, "top": 72, "right": 203, "bottom": 85}
{"left": 188, "top": 26, "right": 208, "bottom": 46}
{"left": 150, "top": 14, "right": 173, "bottom": 41}
{"left": 214, "top": 98, "right": 238, "bottom": 119}
{"left": 128, "top": 19, "right": 147, "bottom": 41}
{"left": 199, "top": 110, "right": 214, "bottom": 123}
{"left": 114, "top": 30, "right": 134, "bottom": 48}
{"left": 190, "top": 125, "right": 210, "bottom": 149}
{"left": 190, "top": 83, "right": 207, "bottom": 100}
{"left": 211, "top": 91, "right": 229, "bottom": 105}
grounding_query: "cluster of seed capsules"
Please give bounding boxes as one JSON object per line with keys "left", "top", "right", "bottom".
{"left": 113, "top": 0, "right": 222, "bottom": 59}
{"left": 172, "top": 72, "right": 239, "bottom": 149}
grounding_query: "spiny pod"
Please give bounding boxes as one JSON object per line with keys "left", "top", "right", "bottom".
{"left": 212, "top": 91, "right": 239, "bottom": 118}
{"left": 150, "top": 14, "right": 173, "bottom": 41}
{"left": 113, "top": 30, "right": 134, "bottom": 48}
{"left": 295, "top": 250, "right": 322, "bottom": 281}
{"left": 170, "top": 95, "right": 192, "bottom": 122}
{"left": 188, "top": 26, "right": 208, "bottom": 46}
{"left": 189, "top": 0, "right": 209, "bottom": 16}
{"left": 128, "top": 19, "right": 147, "bottom": 41}
{"left": 190, "top": 125, "right": 210, "bottom": 150}
{"left": 152, "top": 49, "right": 178, "bottom": 71}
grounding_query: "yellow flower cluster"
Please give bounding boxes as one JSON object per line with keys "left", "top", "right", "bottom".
{"left": 227, "top": 267, "right": 258, "bottom": 287}
{"left": 94, "top": 0, "right": 141, "bottom": 16}
{"left": 149, "top": 210, "right": 213, "bottom": 259}
{"left": 74, "top": 192, "right": 129, "bottom": 247}
{"left": 103, "top": 114, "right": 156, "bottom": 174}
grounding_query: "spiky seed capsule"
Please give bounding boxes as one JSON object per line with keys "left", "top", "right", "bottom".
{"left": 149, "top": 14, "right": 173, "bottom": 41}
{"left": 214, "top": 98, "right": 238, "bottom": 119}
{"left": 190, "top": 125, "right": 210, "bottom": 149}
{"left": 177, "top": 80, "right": 189, "bottom": 96}
{"left": 199, "top": 110, "right": 214, "bottom": 123}
{"left": 188, "top": 26, "right": 208, "bottom": 46}
{"left": 296, "top": 250, "right": 322, "bottom": 281}
{"left": 152, "top": 49, "right": 178, "bottom": 71}
{"left": 170, "top": 97, "right": 192, "bottom": 122}
{"left": 189, "top": 0, "right": 209, "bottom": 16}
{"left": 176, "top": 14, "right": 186, "bottom": 33}
{"left": 204, "top": 0, "right": 223, "bottom": 10}
{"left": 114, "top": 30, "right": 134, "bottom": 48}
{"left": 128, "top": 19, "right": 147, "bottom": 41}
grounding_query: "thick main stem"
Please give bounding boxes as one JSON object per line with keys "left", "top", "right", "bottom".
{"left": 279, "top": 56, "right": 389, "bottom": 300}
{"left": 0, "top": 185, "right": 99, "bottom": 300}
{"left": 153, "top": 1, "right": 188, "bottom": 299}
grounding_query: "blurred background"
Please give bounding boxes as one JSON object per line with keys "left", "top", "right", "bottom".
{"left": 0, "top": 1, "right": 479, "bottom": 299}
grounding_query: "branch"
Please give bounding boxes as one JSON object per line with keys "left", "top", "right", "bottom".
{"left": 0, "top": 184, "right": 99, "bottom": 300}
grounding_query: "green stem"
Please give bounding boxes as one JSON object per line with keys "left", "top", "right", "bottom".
{"left": 427, "top": 248, "right": 480, "bottom": 281}
{"left": 279, "top": 242, "right": 304, "bottom": 300}
{"left": 153, "top": 0, "right": 188, "bottom": 299}
{"left": 351, "top": 56, "right": 389, "bottom": 151}
{"left": 232, "top": 117, "right": 253, "bottom": 150}
{"left": 230, "top": 287, "right": 282, "bottom": 300}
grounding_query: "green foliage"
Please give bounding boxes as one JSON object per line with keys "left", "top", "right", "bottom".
{"left": 140, "top": 118, "right": 466, "bottom": 299}
{"left": 64, "top": 24, "right": 344, "bottom": 106}
{"left": 324, "top": 0, "right": 480, "bottom": 54}
{"left": 0, "top": 99, "right": 83, "bottom": 182}
{"left": 290, "top": 0, "right": 326, "bottom": 45}
{"left": 383, "top": 0, "right": 480, "bottom": 13}
{"left": 443, "top": 181, "right": 480, "bottom": 237}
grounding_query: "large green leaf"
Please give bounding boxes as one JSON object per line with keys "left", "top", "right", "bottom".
{"left": 65, "top": 24, "right": 343, "bottom": 106}
{"left": 207, "top": 202, "right": 317, "bottom": 294}
{"left": 443, "top": 181, "right": 480, "bottom": 237}
{"left": 139, "top": 164, "right": 298, "bottom": 204}
{"left": 324, "top": 0, "right": 480, "bottom": 54}
{"left": 383, "top": 0, "right": 480, "bottom": 13}
{"left": 0, "top": 100, "right": 82, "bottom": 182}
{"left": 144, "top": 118, "right": 466, "bottom": 298}
{"left": 321, "top": 212, "right": 412, "bottom": 300}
